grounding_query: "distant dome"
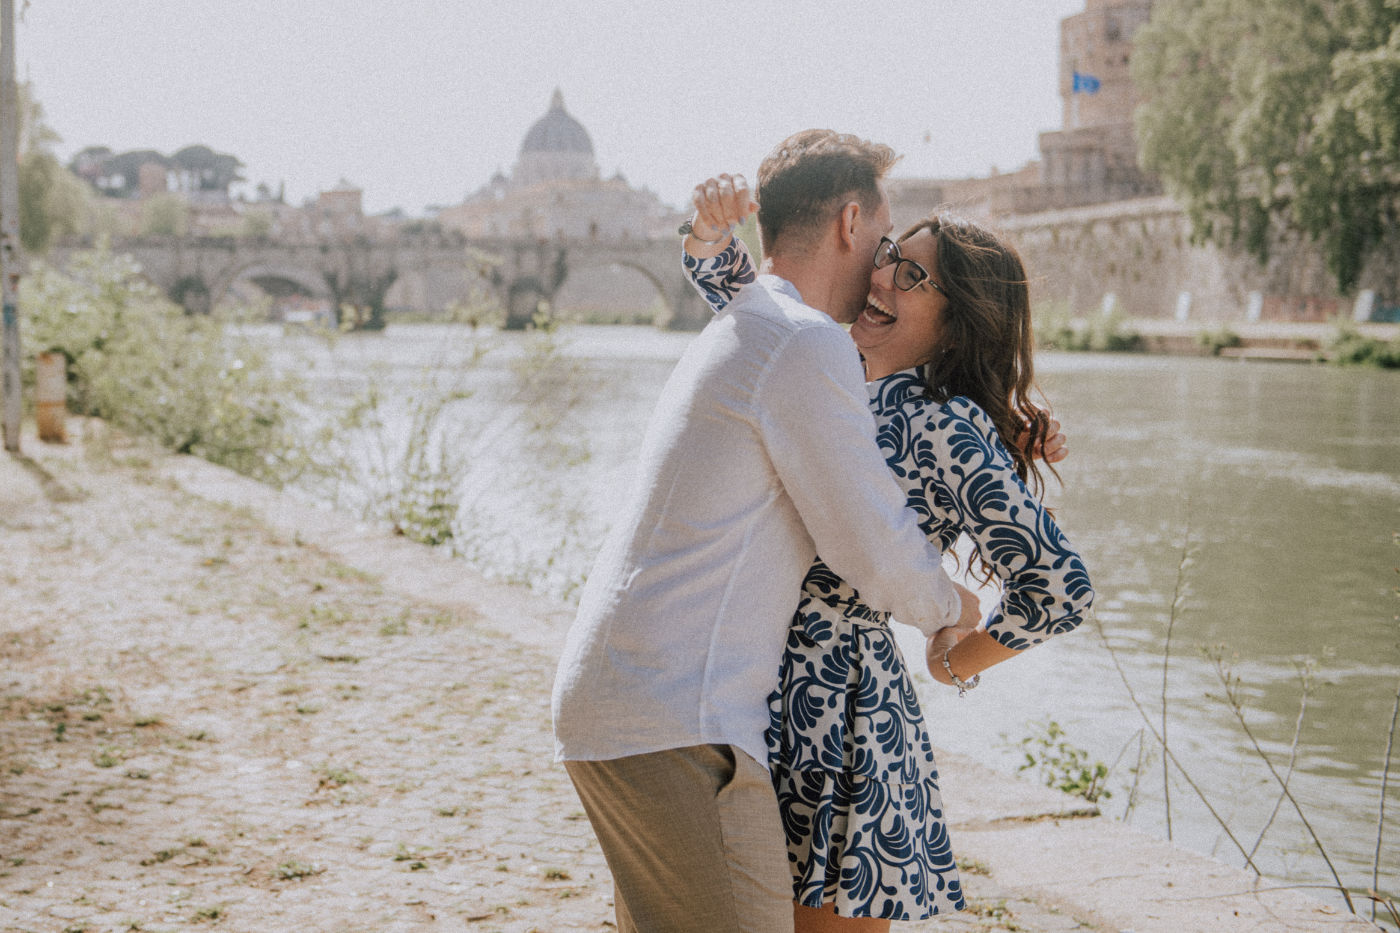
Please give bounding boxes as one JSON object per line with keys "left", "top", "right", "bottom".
{"left": 520, "top": 89, "right": 593, "bottom": 157}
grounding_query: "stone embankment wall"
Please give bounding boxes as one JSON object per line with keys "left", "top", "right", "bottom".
{"left": 997, "top": 196, "right": 1399, "bottom": 323}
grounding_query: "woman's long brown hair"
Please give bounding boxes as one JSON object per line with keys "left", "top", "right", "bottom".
{"left": 903, "top": 212, "right": 1056, "bottom": 583}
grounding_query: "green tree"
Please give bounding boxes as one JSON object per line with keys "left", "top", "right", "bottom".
{"left": 16, "top": 84, "right": 92, "bottom": 253}
{"left": 141, "top": 192, "right": 189, "bottom": 237}
{"left": 19, "top": 150, "right": 90, "bottom": 253}
{"left": 170, "top": 144, "right": 243, "bottom": 193}
{"left": 1132, "top": 0, "right": 1400, "bottom": 292}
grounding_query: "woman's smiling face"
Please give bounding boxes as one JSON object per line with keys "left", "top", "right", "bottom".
{"left": 849, "top": 228, "right": 949, "bottom": 380}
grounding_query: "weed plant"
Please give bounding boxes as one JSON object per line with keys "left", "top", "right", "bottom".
{"left": 309, "top": 366, "right": 478, "bottom": 549}
{"left": 1081, "top": 528, "right": 1400, "bottom": 928}
{"left": 449, "top": 312, "right": 598, "bottom": 600}
{"left": 1009, "top": 719, "right": 1111, "bottom": 803}
{"left": 294, "top": 308, "right": 599, "bottom": 600}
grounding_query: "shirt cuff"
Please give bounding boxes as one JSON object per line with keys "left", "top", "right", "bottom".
{"left": 908, "top": 569, "right": 966, "bottom": 636}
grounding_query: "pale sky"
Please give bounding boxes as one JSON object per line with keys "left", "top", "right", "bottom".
{"left": 18, "top": 1, "right": 1087, "bottom": 216}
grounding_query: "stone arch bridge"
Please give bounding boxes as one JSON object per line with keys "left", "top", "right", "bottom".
{"left": 47, "top": 232, "right": 713, "bottom": 330}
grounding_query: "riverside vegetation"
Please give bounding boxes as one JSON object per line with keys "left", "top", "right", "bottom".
{"left": 1035, "top": 298, "right": 1400, "bottom": 367}
{"left": 21, "top": 247, "right": 598, "bottom": 600}
{"left": 1033, "top": 300, "right": 1145, "bottom": 353}
{"left": 1329, "top": 322, "right": 1400, "bottom": 369}
{"left": 1013, "top": 560, "right": 1398, "bottom": 927}
{"left": 22, "top": 248, "right": 304, "bottom": 485}
{"left": 19, "top": 247, "right": 1400, "bottom": 928}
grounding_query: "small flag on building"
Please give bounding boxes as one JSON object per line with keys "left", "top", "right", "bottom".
{"left": 1072, "top": 70, "right": 1101, "bottom": 93}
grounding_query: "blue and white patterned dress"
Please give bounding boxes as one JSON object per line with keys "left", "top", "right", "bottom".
{"left": 683, "top": 239, "right": 1095, "bottom": 920}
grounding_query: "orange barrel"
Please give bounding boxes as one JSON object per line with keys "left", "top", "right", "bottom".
{"left": 35, "top": 351, "right": 67, "bottom": 443}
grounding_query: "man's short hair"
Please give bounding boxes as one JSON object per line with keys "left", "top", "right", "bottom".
{"left": 756, "top": 129, "right": 899, "bottom": 254}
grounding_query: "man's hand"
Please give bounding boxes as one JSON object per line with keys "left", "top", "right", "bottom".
{"left": 952, "top": 582, "right": 982, "bottom": 631}
{"left": 926, "top": 624, "right": 968, "bottom": 662}
{"left": 685, "top": 174, "right": 760, "bottom": 258}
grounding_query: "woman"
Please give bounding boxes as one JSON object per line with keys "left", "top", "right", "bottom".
{"left": 682, "top": 183, "right": 1095, "bottom": 931}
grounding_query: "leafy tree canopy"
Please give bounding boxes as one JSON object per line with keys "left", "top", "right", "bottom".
{"left": 171, "top": 144, "right": 244, "bottom": 192}
{"left": 1132, "top": 0, "right": 1400, "bottom": 292}
{"left": 18, "top": 84, "right": 92, "bottom": 253}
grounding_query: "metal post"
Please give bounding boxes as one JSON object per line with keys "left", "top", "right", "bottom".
{"left": 0, "top": 0, "right": 20, "bottom": 453}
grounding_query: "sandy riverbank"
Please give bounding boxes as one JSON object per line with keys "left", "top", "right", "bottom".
{"left": 0, "top": 421, "right": 1377, "bottom": 932}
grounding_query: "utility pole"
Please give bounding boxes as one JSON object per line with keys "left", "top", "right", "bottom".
{"left": 0, "top": 0, "right": 19, "bottom": 453}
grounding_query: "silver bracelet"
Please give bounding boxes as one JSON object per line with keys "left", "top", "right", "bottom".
{"left": 678, "top": 216, "right": 733, "bottom": 245}
{"left": 942, "top": 648, "right": 980, "bottom": 698}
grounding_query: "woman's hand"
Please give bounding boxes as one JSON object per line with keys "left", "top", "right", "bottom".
{"left": 1016, "top": 412, "right": 1067, "bottom": 464}
{"left": 684, "top": 174, "right": 760, "bottom": 259}
{"left": 926, "top": 625, "right": 1020, "bottom": 689}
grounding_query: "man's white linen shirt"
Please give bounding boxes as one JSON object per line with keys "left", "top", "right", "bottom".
{"left": 551, "top": 272, "right": 961, "bottom": 769}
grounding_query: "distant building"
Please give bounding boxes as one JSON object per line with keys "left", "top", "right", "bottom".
{"left": 312, "top": 178, "right": 365, "bottom": 237}
{"left": 70, "top": 147, "right": 172, "bottom": 200}
{"left": 438, "top": 89, "right": 682, "bottom": 241}
{"left": 888, "top": 0, "right": 1159, "bottom": 229}
{"left": 138, "top": 160, "right": 171, "bottom": 199}
{"left": 1037, "top": 0, "right": 1158, "bottom": 207}
{"left": 68, "top": 143, "right": 250, "bottom": 236}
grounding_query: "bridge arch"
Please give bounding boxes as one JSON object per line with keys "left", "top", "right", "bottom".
{"left": 608, "top": 254, "right": 711, "bottom": 330}
{"left": 552, "top": 257, "right": 672, "bottom": 324}
{"left": 211, "top": 261, "right": 333, "bottom": 312}
{"left": 492, "top": 238, "right": 711, "bottom": 330}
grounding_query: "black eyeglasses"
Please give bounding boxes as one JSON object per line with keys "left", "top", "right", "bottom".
{"left": 874, "top": 236, "right": 946, "bottom": 295}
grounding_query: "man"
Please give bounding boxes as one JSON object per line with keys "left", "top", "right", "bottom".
{"left": 551, "top": 130, "right": 980, "bottom": 933}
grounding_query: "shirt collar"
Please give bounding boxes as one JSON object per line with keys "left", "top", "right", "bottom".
{"left": 756, "top": 273, "right": 803, "bottom": 306}
{"left": 868, "top": 368, "right": 925, "bottom": 414}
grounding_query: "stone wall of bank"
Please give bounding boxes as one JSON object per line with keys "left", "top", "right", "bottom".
{"left": 994, "top": 196, "right": 1399, "bottom": 323}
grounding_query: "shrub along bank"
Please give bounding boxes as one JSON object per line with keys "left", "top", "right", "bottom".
{"left": 20, "top": 247, "right": 305, "bottom": 485}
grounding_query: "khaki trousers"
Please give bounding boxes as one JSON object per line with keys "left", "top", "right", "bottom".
{"left": 565, "top": 744, "right": 794, "bottom": 933}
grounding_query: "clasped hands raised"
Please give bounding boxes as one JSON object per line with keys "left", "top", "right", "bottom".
{"left": 684, "top": 173, "right": 759, "bottom": 258}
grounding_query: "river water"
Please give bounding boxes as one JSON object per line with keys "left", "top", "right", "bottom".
{"left": 271, "top": 323, "right": 1399, "bottom": 916}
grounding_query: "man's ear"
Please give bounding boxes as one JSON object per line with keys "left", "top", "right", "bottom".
{"left": 837, "top": 200, "right": 862, "bottom": 252}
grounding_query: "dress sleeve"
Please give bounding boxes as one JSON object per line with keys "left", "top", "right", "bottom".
{"left": 909, "top": 399, "right": 1095, "bottom": 650}
{"left": 682, "top": 238, "right": 757, "bottom": 314}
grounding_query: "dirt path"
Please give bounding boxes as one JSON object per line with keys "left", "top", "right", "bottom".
{"left": 0, "top": 424, "right": 1111, "bottom": 932}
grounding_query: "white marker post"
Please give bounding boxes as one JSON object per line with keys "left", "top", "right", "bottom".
{"left": 1246, "top": 291, "right": 1264, "bottom": 323}
{"left": 1353, "top": 290, "right": 1375, "bottom": 323}
{"left": 1175, "top": 291, "right": 1192, "bottom": 323}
